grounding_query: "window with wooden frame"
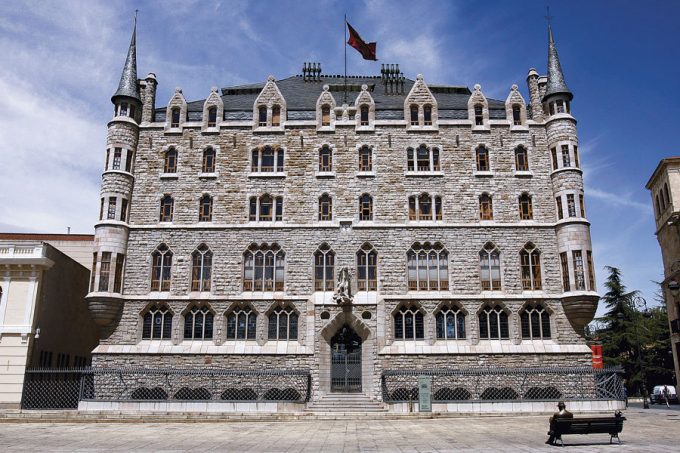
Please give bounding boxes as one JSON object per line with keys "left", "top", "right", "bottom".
{"left": 258, "top": 105, "right": 267, "bottom": 126}
{"left": 556, "top": 196, "right": 564, "bottom": 220}
{"left": 202, "top": 147, "right": 216, "bottom": 173}
{"left": 268, "top": 305, "right": 298, "bottom": 340}
{"left": 407, "top": 145, "right": 440, "bottom": 172}
{"left": 142, "top": 304, "right": 173, "bottom": 340}
{"left": 184, "top": 305, "right": 214, "bottom": 340}
{"left": 573, "top": 250, "right": 586, "bottom": 290}
{"left": 520, "top": 303, "right": 550, "bottom": 339}
{"left": 242, "top": 243, "right": 285, "bottom": 292}
{"left": 358, "top": 145, "right": 372, "bottom": 172}
{"left": 520, "top": 243, "right": 542, "bottom": 290}
{"left": 423, "top": 104, "right": 432, "bottom": 125}
{"left": 356, "top": 243, "right": 377, "bottom": 291}
{"left": 112, "top": 148, "right": 122, "bottom": 170}
{"left": 475, "top": 146, "right": 489, "bottom": 171}
{"left": 479, "top": 194, "right": 493, "bottom": 220}
{"left": 478, "top": 304, "right": 509, "bottom": 339}
{"left": 518, "top": 193, "right": 533, "bottom": 220}
{"left": 171, "top": 108, "right": 181, "bottom": 128}
{"left": 151, "top": 243, "right": 172, "bottom": 291}
{"left": 560, "top": 252, "right": 570, "bottom": 291}
{"left": 318, "top": 194, "right": 332, "bottom": 221}
{"left": 394, "top": 304, "right": 424, "bottom": 340}
{"left": 408, "top": 193, "right": 441, "bottom": 221}
{"left": 199, "top": 195, "right": 213, "bottom": 222}
{"left": 207, "top": 107, "right": 217, "bottom": 127}
{"left": 191, "top": 244, "right": 212, "bottom": 292}
{"left": 226, "top": 305, "right": 257, "bottom": 340}
{"left": 474, "top": 104, "right": 484, "bottom": 125}
{"left": 249, "top": 195, "right": 283, "bottom": 222}
{"left": 271, "top": 105, "right": 281, "bottom": 126}
{"left": 113, "top": 253, "right": 124, "bottom": 293}
{"left": 436, "top": 304, "right": 466, "bottom": 340}
{"left": 321, "top": 104, "right": 331, "bottom": 126}
{"left": 251, "top": 146, "right": 284, "bottom": 173}
{"left": 407, "top": 242, "right": 449, "bottom": 291}
{"left": 512, "top": 104, "right": 522, "bottom": 125}
{"left": 479, "top": 242, "right": 501, "bottom": 290}
{"left": 515, "top": 146, "right": 528, "bottom": 171}
{"left": 159, "top": 195, "right": 174, "bottom": 222}
{"left": 314, "top": 243, "right": 335, "bottom": 291}
{"left": 360, "top": 104, "right": 369, "bottom": 125}
{"left": 107, "top": 197, "right": 117, "bottom": 220}
{"left": 98, "top": 252, "right": 111, "bottom": 292}
{"left": 359, "top": 194, "right": 373, "bottom": 221}
{"left": 319, "top": 146, "right": 333, "bottom": 172}
{"left": 164, "top": 148, "right": 178, "bottom": 173}
{"left": 561, "top": 144, "right": 571, "bottom": 167}
{"left": 410, "top": 104, "right": 418, "bottom": 125}
{"left": 567, "top": 194, "right": 576, "bottom": 217}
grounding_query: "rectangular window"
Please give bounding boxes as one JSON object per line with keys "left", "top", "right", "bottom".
{"left": 105, "top": 149, "right": 110, "bottom": 170}
{"left": 476, "top": 149, "right": 489, "bottom": 172}
{"left": 125, "top": 149, "right": 133, "bottom": 172}
{"left": 480, "top": 196, "right": 493, "bottom": 220}
{"left": 361, "top": 106, "right": 369, "bottom": 125}
{"left": 556, "top": 100, "right": 565, "bottom": 113}
{"left": 98, "top": 252, "right": 111, "bottom": 292}
{"left": 120, "top": 198, "right": 128, "bottom": 222}
{"left": 258, "top": 107, "right": 267, "bottom": 126}
{"left": 432, "top": 148, "right": 440, "bottom": 171}
{"left": 561, "top": 145, "right": 571, "bottom": 167}
{"left": 171, "top": 108, "right": 180, "bottom": 128}
{"left": 321, "top": 106, "right": 330, "bottom": 126}
{"left": 319, "top": 197, "right": 332, "bottom": 221}
{"left": 113, "top": 253, "right": 124, "bottom": 293}
{"left": 579, "top": 194, "right": 586, "bottom": 218}
{"left": 107, "top": 197, "right": 116, "bottom": 220}
{"left": 272, "top": 106, "right": 281, "bottom": 126}
{"left": 407, "top": 148, "right": 415, "bottom": 171}
{"left": 560, "top": 252, "right": 570, "bottom": 291}
{"left": 549, "top": 102, "right": 555, "bottom": 116}
{"left": 515, "top": 150, "right": 528, "bottom": 171}
{"left": 574, "top": 145, "right": 580, "bottom": 168}
{"left": 586, "top": 251, "right": 595, "bottom": 290}
{"left": 556, "top": 196, "right": 564, "bottom": 220}
{"left": 408, "top": 197, "right": 416, "bottom": 220}
{"left": 567, "top": 194, "right": 576, "bottom": 217}
{"left": 435, "top": 197, "right": 442, "bottom": 221}
{"left": 474, "top": 104, "right": 483, "bottom": 125}
{"left": 573, "top": 250, "right": 585, "bottom": 290}
{"left": 249, "top": 197, "right": 257, "bottom": 221}
{"left": 276, "top": 149, "right": 284, "bottom": 171}
{"left": 259, "top": 197, "right": 273, "bottom": 221}
{"left": 551, "top": 147, "right": 558, "bottom": 170}
{"left": 99, "top": 198, "right": 104, "bottom": 220}
{"left": 319, "top": 148, "right": 332, "bottom": 172}
{"left": 410, "top": 105, "right": 418, "bottom": 125}
{"left": 275, "top": 197, "right": 283, "bottom": 221}
{"left": 359, "top": 148, "right": 372, "bottom": 172}
{"left": 203, "top": 151, "right": 215, "bottom": 173}
{"left": 90, "top": 252, "right": 97, "bottom": 292}
{"left": 112, "top": 148, "right": 122, "bottom": 170}
{"left": 512, "top": 105, "right": 521, "bottom": 125}
{"left": 208, "top": 107, "right": 217, "bottom": 127}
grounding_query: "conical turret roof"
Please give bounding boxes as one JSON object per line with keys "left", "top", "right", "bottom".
{"left": 112, "top": 18, "right": 140, "bottom": 102}
{"left": 543, "top": 25, "right": 573, "bottom": 101}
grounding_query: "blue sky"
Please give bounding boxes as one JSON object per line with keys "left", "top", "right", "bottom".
{"left": 0, "top": 0, "right": 678, "bottom": 309}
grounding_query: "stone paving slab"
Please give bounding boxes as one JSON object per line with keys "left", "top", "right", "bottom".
{"left": 0, "top": 405, "right": 677, "bottom": 452}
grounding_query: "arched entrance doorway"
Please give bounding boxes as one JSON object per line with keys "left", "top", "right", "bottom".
{"left": 330, "top": 324, "right": 362, "bottom": 392}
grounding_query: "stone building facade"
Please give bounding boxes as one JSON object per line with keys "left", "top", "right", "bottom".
{"left": 85, "top": 23, "right": 600, "bottom": 406}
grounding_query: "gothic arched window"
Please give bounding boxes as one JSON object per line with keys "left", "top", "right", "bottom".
{"left": 243, "top": 243, "right": 285, "bottom": 292}
{"left": 478, "top": 304, "right": 509, "bottom": 339}
{"left": 319, "top": 145, "right": 333, "bottom": 172}
{"left": 356, "top": 242, "right": 377, "bottom": 291}
{"left": 268, "top": 305, "right": 298, "bottom": 340}
{"left": 479, "top": 242, "right": 501, "bottom": 291}
{"left": 359, "top": 145, "right": 372, "bottom": 172}
{"left": 184, "top": 305, "right": 214, "bottom": 340}
{"left": 520, "top": 303, "right": 551, "bottom": 339}
{"left": 271, "top": 104, "right": 281, "bottom": 126}
{"left": 520, "top": 243, "right": 542, "bottom": 290}
{"left": 191, "top": 244, "right": 212, "bottom": 292}
{"left": 314, "top": 243, "right": 335, "bottom": 291}
{"left": 226, "top": 305, "right": 257, "bottom": 340}
{"left": 142, "top": 304, "right": 172, "bottom": 339}
{"left": 435, "top": 304, "right": 465, "bottom": 340}
{"left": 151, "top": 243, "right": 172, "bottom": 291}
{"left": 407, "top": 242, "right": 448, "bottom": 291}
{"left": 394, "top": 304, "right": 424, "bottom": 340}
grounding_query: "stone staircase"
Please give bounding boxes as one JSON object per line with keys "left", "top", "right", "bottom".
{"left": 305, "top": 393, "right": 387, "bottom": 413}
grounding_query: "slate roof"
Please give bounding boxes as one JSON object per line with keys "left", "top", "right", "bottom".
{"left": 155, "top": 75, "right": 508, "bottom": 121}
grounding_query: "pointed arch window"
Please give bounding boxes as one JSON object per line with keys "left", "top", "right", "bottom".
{"left": 360, "top": 104, "right": 369, "bottom": 125}
{"left": 479, "top": 242, "right": 501, "bottom": 291}
{"left": 243, "top": 243, "right": 285, "bottom": 292}
{"left": 520, "top": 243, "right": 542, "bottom": 290}
{"left": 356, "top": 243, "right": 377, "bottom": 291}
{"left": 394, "top": 304, "right": 424, "bottom": 340}
{"left": 318, "top": 194, "right": 332, "bottom": 221}
{"left": 319, "top": 146, "right": 333, "bottom": 172}
{"left": 359, "top": 194, "right": 373, "bottom": 221}
{"left": 271, "top": 105, "right": 281, "bottom": 126}
{"left": 479, "top": 193, "right": 493, "bottom": 220}
{"left": 191, "top": 244, "right": 212, "bottom": 292}
{"left": 226, "top": 305, "right": 257, "bottom": 340}
{"left": 358, "top": 145, "right": 372, "bottom": 172}
{"left": 184, "top": 305, "right": 214, "bottom": 340}
{"left": 258, "top": 106, "right": 267, "bottom": 126}
{"left": 142, "top": 304, "right": 173, "bottom": 339}
{"left": 268, "top": 305, "right": 298, "bottom": 340}
{"left": 321, "top": 105, "right": 331, "bottom": 126}
{"left": 407, "top": 242, "right": 448, "bottom": 291}
{"left": 207, "top": 107, "right": 217, "bottom": 127}
{"left": 164, "top": 148, "right": 177, "bottom": 173}
{"left": 478, "top": 304, "right": 509, "bottom": 339}
{"left": 519, "top": 193, "right": 533, "bottom": 220}
{"left": 171, "top": 108, "right": 180, "bottom": 128}
{"left": 202, "top": 147, "right": 216, "bottom": 173}
{"left": 199, "top": 195, "right": 213, "bottom": 222}
{"left": 159, "top": 195, "right": 174, "bottom": 222}
{"left": 515, "top": 146, "right": 528, "bottom": 171}
{"left": 314, "top": 243, "right": 335, "bottom": 291}
{"left": 151, "top": 244, "right": 172, "bottom": 291}
{"left": 475, "top": 146, "right": 489, "bottom": 171}
{"left": 435, "top": 304, "right": 465, "bottom": 340}
{"left": 520, "top": 304, "right": 550, "bottom": 339}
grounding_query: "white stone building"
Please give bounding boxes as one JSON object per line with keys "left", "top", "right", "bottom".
{"left": 83, "top": 22, "right": 607, "bottom": 412}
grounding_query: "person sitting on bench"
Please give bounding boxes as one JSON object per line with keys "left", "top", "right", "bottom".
{"left": 546, "top": 401, "right": 573, "bottom": 445}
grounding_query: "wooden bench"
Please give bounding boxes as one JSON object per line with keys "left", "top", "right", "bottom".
{"left": 548, "top": 414, "right": 626, "bottom": 446}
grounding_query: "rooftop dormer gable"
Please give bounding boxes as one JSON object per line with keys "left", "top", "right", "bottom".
{"left": 354, "top": 84, "right": 375, "bottom": 131}
{"left": 202, "top": 86, "right": 223, "bottom": 131}
{"left": 253, "top": 76, "right": 286, "bottom": 130}
{"left": 404, "top": 74, "right": 438, "bottom": 130}
{"left": 316, "top": 85, "right": 337, "bottom": 131}
{"left": 165, "top": 87, "right": 187, "bottom": 131}
{"left": 468, "top": 84, "right": 489, "bottom": 129}
{"left": 505, "top": 84, "right": 527, "bottom": 128}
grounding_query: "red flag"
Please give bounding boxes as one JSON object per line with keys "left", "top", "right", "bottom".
{"left": 347, "top": 22, "right": 377, "bottom": 61}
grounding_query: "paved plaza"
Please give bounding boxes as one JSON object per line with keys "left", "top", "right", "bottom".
{"left": 0, "top": 404, "right": 678, "bottom": 452}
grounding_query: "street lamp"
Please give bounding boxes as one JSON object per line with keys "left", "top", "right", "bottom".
{"left": 619, "top": 295, "right": 651, "bottom": 409}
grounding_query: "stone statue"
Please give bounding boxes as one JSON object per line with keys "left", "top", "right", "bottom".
{"left": 333, "top": 267, "right": 353, "bottom": 306}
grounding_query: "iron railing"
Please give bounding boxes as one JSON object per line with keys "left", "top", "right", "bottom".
{"left": 381, "top": 366, "right": 624, "bottom": 403}
{"left": 21, "top": 367, "right": 311, "bottom": 410}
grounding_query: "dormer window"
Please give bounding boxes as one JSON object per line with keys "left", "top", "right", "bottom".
{"left": 423, "top": 105, "right": 432, "bottom": 125}
{"left": 512, "top": 105, "right": 521, "bottom": 125}
{"left": 272, "top": 105, "right": 281, "bottom": 126}
{"left": 207, "top": 107, "right": 217, "bottom": 127}
{"left": 258, "top": 106, "right": 267, "bottom": 126}
{"left": 360, "top": 105, "right": 369, "bottom": 125}
{"left": 171, "top": 108, "right": 180, "bottom": 128}
{"left": 321, "top": 105, "right": 331, "bottom": 126}
{"left": 410, "top": 104, "right": 418, "bottom": 125}
{"left": 474, "top": 104, "right": 483, "bottom": 125}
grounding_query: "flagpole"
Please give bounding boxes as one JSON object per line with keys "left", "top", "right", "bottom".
{"left": 344, "top": 14, "right": 347, "bottom": 103}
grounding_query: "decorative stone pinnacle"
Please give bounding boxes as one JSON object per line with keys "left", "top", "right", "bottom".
{"left": 361, "top": 84, "right": 368, "bottom": 91}
{"left": 511, "top": 84, "right": 518, "bottom": 91}
{"left": 474, "top": 84, "right": 481, "bottom": 91}
{"left": 267, "top": 75, "right": 275, "bottom": 82}
{"left": 211, "top": 86, "right": 218, "bottom": 93}
{"left": 416, "top": 74, "right": 424, "bottom": 81}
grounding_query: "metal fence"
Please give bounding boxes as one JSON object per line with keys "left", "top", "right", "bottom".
{"left": 21, "top": 367, "right": 311, "bottom": 410}
{"left": 381, "top": 366, "right": 624, "bottom": 403}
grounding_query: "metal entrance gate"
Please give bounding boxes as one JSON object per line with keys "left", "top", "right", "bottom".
{"left": 330, "top": 325, "right": 362, "bottom": 392}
